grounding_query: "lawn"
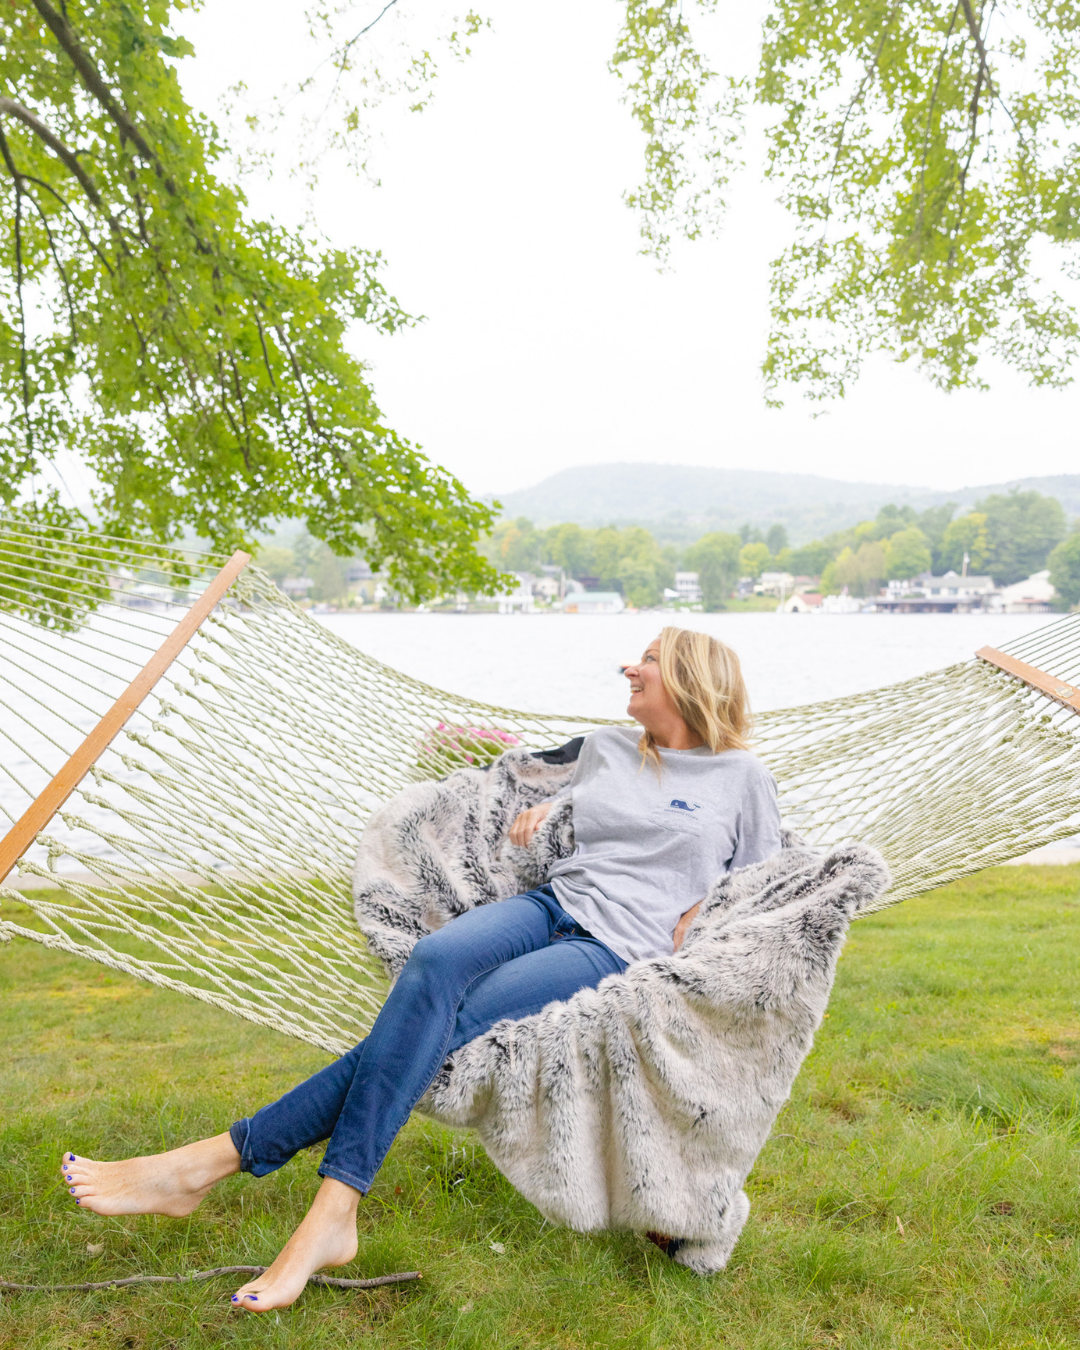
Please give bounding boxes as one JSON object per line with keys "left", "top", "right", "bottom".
{"left": 1, "top": 866, "right": 1078, "bottom": 1349}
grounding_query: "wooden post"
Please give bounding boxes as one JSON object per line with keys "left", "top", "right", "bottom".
{"left": 0, "top": 550, "right": 250, "bottom": 886}
{"left": 976, "top": 645, "right": 1080, "bottom": 715}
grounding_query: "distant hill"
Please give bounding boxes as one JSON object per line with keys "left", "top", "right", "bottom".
{"left": 490, "top": 464, "right": 1080, "bottom": 546}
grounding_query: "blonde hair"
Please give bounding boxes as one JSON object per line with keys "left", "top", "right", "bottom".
{"left": 638, "top": 626, "right": 751, "bottom": 769}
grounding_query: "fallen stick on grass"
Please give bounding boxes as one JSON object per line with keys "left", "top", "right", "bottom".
{"left": 0, "top": 1265, "right": 421, "bottom": 1294}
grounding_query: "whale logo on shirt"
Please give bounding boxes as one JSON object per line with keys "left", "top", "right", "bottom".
{"left": 668, "top": 799, "right": 701, "bottom": 812}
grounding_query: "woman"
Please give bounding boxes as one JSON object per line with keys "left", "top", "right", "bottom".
{"left": 58, "top": 627, "right": 781, "bottom": 1312}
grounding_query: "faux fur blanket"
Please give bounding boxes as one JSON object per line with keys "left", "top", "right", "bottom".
{"left": 352, "top": 747, "right": 890, "bottom": 1274}
{"left": 352, "top": 747, "right": 579, "bottom": 979}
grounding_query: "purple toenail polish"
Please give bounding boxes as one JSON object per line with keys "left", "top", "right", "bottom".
{"left": 70, "top": 1188, "right": 75, "bottom": 1193}
{"left": 250, "top": 1295, "right": 258, "bottom": 1301}
{"left": 68, "top": 1153, "right": 74, "bottom": 1160}
{"left": 231, "top": 1296, "right": 238, "bottom": 1302}
{"left": 75, "top": 1199, "right": 80, "bottom": 1204}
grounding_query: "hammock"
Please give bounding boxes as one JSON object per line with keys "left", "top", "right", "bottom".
{"left": 1, "top": 519, "right": 1079, "bottom": 1057}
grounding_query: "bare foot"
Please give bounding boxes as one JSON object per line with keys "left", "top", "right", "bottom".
{"left": 232, "top": 1177, "right": 360, "bottom": 1313}
{"left": 59, "top": 1132, "right": 240, "bottom": 1217}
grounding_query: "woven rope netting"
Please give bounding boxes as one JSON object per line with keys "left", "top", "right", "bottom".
{"left": 1, "top": 521, "right": 1079, "bottom": 1056}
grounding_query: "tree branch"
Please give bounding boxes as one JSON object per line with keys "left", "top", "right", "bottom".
{"left": 29, "top": 0, "right": 177, "bottom": 194}
{"left": 820, "top": 4, "right": 902, "bottom": 238}
{"left": 959, "top": 0, "right": 1032, "bottom": 165}
{"left": 959, "top": 0, "right": 996, "bottom": 106}
{"left": 18, "top": 172, "right": 116, "bottom": 275}
{"left": 0, "top": 124, "right": 33, "bottom": 451}
{"left": 0, "top": 1266, "right": 421, "bottom": 1294}
{"left": 0, "top": 97, "right": 103, "bottom": 206}
{"left": 25, "top": 190, "right": 79, "bottom": 341}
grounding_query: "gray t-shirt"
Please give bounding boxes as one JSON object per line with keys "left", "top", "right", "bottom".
{"left": 547, "top": 726, "right": 782, "bottom": 964}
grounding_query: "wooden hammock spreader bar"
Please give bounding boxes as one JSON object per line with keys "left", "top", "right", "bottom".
{"left": 0, "top": 550, "right": 251, "bottom": 886}
{"left": 976, "top": 645, "right": 1080, "bottom": 715}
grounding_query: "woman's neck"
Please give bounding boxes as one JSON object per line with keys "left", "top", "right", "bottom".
{"left": 643, "top": 718, "right": 703, "bottom": 751}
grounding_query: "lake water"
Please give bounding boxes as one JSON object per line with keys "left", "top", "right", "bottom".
{"left": 316, "top": 610, "right": 1058, "bottom": 720}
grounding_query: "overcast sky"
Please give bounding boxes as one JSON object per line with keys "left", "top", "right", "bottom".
{"left": 176, "top": 0, "right": 1080, "bottom": 501}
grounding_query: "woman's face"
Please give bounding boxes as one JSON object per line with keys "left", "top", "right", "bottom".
{"left": 624, "top": 637, "right": 679, "bottom": 727}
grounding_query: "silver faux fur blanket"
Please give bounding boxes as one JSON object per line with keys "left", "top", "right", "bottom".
{"left": 352, "top": 748, "right": 890, "bottom": 1274}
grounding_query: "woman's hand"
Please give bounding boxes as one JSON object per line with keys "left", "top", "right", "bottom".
{"left": 508, "top": 801, "right": 554, "bottom": 849}
{"left": 672, "top": 901, "right": 702, "bottom": 952}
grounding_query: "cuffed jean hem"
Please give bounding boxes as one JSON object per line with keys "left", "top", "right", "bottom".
{"left": 316, "top": 1162, "right": 370, "bottom": 1195}
{"left": 229, "top": 1116, "right": 288, "bottom": 1179}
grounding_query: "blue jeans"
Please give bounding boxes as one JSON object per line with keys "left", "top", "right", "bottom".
{"left": 229, "top": 886, "right": 626, "bottom": 1193}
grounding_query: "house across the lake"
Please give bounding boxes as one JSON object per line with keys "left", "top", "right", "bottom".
{"left": 875, "top": 570, "right": 995, "bottom": 612}
{"left": 563, "top": 591, "right": 626, "bottom": 615}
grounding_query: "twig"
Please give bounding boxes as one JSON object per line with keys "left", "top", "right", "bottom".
{"left": 0, "top": 1265, "right": 421, "bottom": 1294}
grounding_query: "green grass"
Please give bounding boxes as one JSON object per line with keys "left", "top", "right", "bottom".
{"left": 1, "top": 866, "right": 1079, "bottom": 1349}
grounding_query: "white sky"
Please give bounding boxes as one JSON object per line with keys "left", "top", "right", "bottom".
{"left": 176, "top": 0, "right": 1080, "bottom": 502}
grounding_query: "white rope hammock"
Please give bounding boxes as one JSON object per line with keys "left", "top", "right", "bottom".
{"left": 1, "top": 520, "right": 1079, "bottom": 1056}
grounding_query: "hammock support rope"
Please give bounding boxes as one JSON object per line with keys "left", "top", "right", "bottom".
{"left": 1, "top": 520, "right": 1078, "bottom": 1056}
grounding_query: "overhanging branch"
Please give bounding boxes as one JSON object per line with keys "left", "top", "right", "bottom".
{"left": 30, "top": 0, "right": 178, "bottom": 195}
{"left": 0, "top": 97, "right": 103, "bottom": 206}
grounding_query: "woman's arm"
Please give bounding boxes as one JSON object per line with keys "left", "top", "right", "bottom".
{"left": 508, "top": 801, "right": 554, "bottom": 848}
{"left": 673, "top": 901, "right": 701, "bottom": 952}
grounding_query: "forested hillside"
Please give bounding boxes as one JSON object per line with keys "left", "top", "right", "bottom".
{"left": 483, "top": 490, "right": 1080, "bottom": 609}
{"left": 493, "top": 466, "right": 1080, "bottom": 547}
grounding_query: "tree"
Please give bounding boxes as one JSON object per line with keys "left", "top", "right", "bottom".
{"left": 765, "top": 523, "right": 789, "bottom": 555}
{"left": 824, "top": 541, "right": 887, "bottom": 597}
{"left": 311, "top": 546, "right": 349, "bottom": 603}
{"left": 738, "top": 541, "right": 772, "bottom": 580}
{"left": 977, "top": 491, "right": 1067, "bottom": 585}
{"left": 772, "top": 546, "right": 795, "bottom": 573}
{"left": 788, "top": 539, "right": 833, "bottom": 579}
{"left": 617, "top": 558, "right": 660, "bottom": 608}
{"left": 255, "top": 546, "right": 296, "bottom": 585}
{"left": 684, "top": 531, "right": 741, "bottom": 609}
{"left": 613, "top": 2, "right": 1080, "bottom": 403}
{"left": 545, "top": 522, "right": 594, "bottom": 579}
{"left": 489, "top": 517, "right": 541, "bottom": 572}
{"left": 757, "top": 1, "right": 1080, "bottom": 402}
{"left": 612, "top": 527, "right": 673, "bottom": 605}
{"left": 592, "top": 528, "right": 628, "bottom": 590}
{"left": 0, "top": 0, "right": 501, "bottom": 603}
{"left": 884, "top": 527, "right": 931, "bottom": 581}
{"left": 939, "top": 513, "right": 989, "bottom": 575}
{"left": 871, "top": 505, "right": 917, "bottom": 540}
{"left": 1048, "top": 531, "right": 1080, "bottom": 609}
{"left": 917, "top": 502, "right": 958, "bottom": 571}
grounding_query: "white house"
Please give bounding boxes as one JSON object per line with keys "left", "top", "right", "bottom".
{"left": 496, "top": 573, "right": 536, "bottom": 614}
{"left": 998, "top": 569, "right": 1056, "bottom": 614}
{"left": 564, "top": 591, "right": 625, "bottom": 615}
{"left": 876, "top": 570, "right": 996, "bottom": 612}
{"left": 756, "top": 571, "right": 795, "bottom": 598}
{"left": 917, "top": 570, "right": 996, "bottom": 601}
{"left": 675, "top": 571, "right": 703, "bottom": 603}
{"left": 532, "top": 575, "right": 561, "bottom": 601}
